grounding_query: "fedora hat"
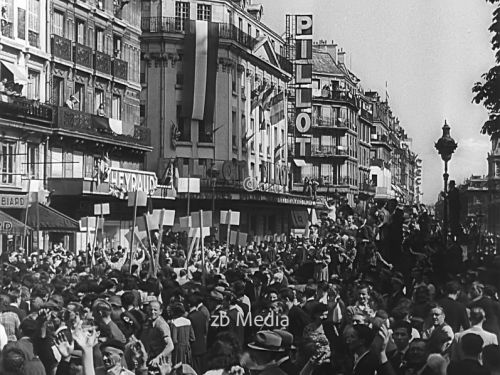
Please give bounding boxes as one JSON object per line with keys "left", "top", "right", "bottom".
{"left": 273, "top": 329, "right": 295, "bottom": 350}
{"left": 248, "top": 331, "right": 285, "bottom": 352}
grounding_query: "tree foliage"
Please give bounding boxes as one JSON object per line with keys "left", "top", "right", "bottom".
{"left": 473, "top": 1, "right": 500, "bottom": 135}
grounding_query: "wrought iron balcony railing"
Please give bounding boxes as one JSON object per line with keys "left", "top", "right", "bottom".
{"left": 1, "top": 22, "right": 13, "bottom": 39}
{"left": 312, "top": 116, "right": 349, "bottom": 129}
{"left": 113, "top": 58, "right": 128, "bottom": 80}
{"left": 28, "top": 30, "right": 39, "bottom": 48}
{"left": 311, "top": 145, "right": 348, "bottom": 157}
{"left": 55, "top": 107, "right": 151, "bottom": 147}
{"left": 0, "top": 96, "right": 53, "bottom": 124}
{"left": 74, "top": 43, "right": 93, "bottom": 68}
{"left": 141, "top": 17, "right": 259, "bottom": 51}
{"left": 94, "top": 51, "right": 112, "bottom": 75}
{"left": 51, "top": 34, "right": 72, "bottom": 61}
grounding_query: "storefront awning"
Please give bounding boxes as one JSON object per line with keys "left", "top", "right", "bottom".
{"left": 293, "top": 159, "right": 307, "bottom": 167}
{"left": 1, "top": 61, "right": 28, "bottom": 85}
{"left": 0, "top": 210, "right": 31, "bottom": 235}
{"left": 26, "top": 203, "right": 79, "bottom": 232}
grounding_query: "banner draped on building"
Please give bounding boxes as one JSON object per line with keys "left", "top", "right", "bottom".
{"left": 182, "top": 20, "right": 219, "bottom": 125}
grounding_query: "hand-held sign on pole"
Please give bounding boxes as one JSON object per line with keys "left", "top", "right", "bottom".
{"left": 220, "top": 210, "right": 240, "bottom": 259}
{"left": 199, "top": 210, "right": 205, "bottom": 287}
{"left": 152, "top": 209, "right": 175, "bottom": 275}
{"left": 128, "top": 191, "right": 147, "bottom": 273}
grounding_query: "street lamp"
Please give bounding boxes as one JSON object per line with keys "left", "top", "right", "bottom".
{"left": 435, "top": 120, "right": 458, "bottom": 246}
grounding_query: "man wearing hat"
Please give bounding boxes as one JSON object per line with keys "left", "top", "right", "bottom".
{"left": 273, "top": 330, "right": 299, "bottom": 375}
{"left": 101, "top": 339, "right": 134, "bottom": 375}
{"left": 243, "top": 330, "right": 287, "bottom": 375}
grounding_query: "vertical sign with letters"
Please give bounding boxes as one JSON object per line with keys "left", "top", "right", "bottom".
{"left": 294, "top": 15, "right": 313, "bottom": 135}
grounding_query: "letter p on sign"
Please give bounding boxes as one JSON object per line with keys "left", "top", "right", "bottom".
{"left": 296, "top": 15, "right": 312, "bottom": 37}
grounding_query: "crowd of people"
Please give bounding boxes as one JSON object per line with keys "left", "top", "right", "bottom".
{"left": 0, "top": 198, "right": 500, "bottom": 375}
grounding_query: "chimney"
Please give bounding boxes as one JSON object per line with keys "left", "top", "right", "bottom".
{"left": 338, "top": 49, "right": 346, "bottom": 65}
{"left": 327, "top": 42, "right": 337, "bottom": 63}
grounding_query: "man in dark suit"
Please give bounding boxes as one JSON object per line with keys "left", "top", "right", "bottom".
{"left": 439, "top": 280, "right": 470, "bottom": 333}
{"left": 447, "top": 334, "right": 489, "bottom": 375}
{"left": 186, "top": 294, "right": 209, "bottom": 375}
{"left": 281, "top": 289, "right": 310, "bottom": 344}
{"left": 387, "top": 320, "right": 412, "bottom": 372}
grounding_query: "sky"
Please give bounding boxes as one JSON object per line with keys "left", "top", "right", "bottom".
{"left": 259, "top": 0, "right": 497, "bottom": 204}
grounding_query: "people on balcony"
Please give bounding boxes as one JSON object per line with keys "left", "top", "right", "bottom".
{"left": 97, "top": 103, "right": 106, "bottom": 117}
{"left": 65, "top": 94, "right": 79, "bottom": 110}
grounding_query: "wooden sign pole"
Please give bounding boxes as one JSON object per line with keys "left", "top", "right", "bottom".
{"left": 226, "top": 209, "right": 232, "bottom": 260}
{"left": 129, "top": 192, "right": 138, "bottom": 273}
{"left": 200, "top": 210, "right": 206, "bottom": 287}
{"left": 144, "top": 213, "right": 155, "bottom": 278}
{"left": 154, "top": 209, "right": 166, "bottom": 276}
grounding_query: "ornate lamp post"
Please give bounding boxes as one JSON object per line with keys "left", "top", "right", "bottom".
{"left": 435, "top": 120, "right": 458, "bottom": 247}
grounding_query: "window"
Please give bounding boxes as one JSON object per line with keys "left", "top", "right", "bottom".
{"left": 113, "top": 35, "right": 122, "bottom": 58}
{"left": 111, "top": 94, "right": 121, "bottom": 120}
{"left": 247, "top": 24, "right": 251, "bottom": 36}
{"left": 28, "top": 0, "right": 40, "bottom": 35}
{"left": 232, "top": 111, "right": 237, "bottom": 148}
{"left": 84, "top": 154, "right": 95, "bottom": 178}
{"left": 0, "top": 142, "right": 15, "bottom": 184}
{"left": 94, "top": 89, "right": 104, "bottom": 114}
{"left": 73, "top": 152, "right": 83, "bottom": 178}
{"left": 95, "top": 28, "right": 104, "bottom": 52}
{"left": 175, "top": 1, "right": 190, "bottom": 31}
{"left": 27, "top": 70, "right": 39, "bottom": 100}
{"left": 238, "top": 17, "right": 243, "bottom": 31}
{"left": 52, "top": 76, "right": 64, "bottom": 107}
{"left": 74, "top": 83, "right": 85, "bottom": 111}
{"left": 87, "top": 26, "right": 94, "bottom": 49}
{"left": 75, "top": 18, "right": 85, "bottom": 45}
{"left": 26, "top": 143, "right": 39, "bottom": 179}
{"left": 17, "top": 8, "right": 26, "bottom": 39}
{"left": 256, "top": 29, "right": 260, "bottom": 38}
{"left": 53, "top": 10, "right": 64, "bottom": 36}
{"left": 197, "top": 4, "right": 211, "bottom": 21}
{"left": 50, "top": 148, "right": 63, "bottom": 178}
{"left": 63, "top": 151, "right": 73, "bottom": 178}
{"left": 177, "top": 105, "right": 190, "bottom": 141}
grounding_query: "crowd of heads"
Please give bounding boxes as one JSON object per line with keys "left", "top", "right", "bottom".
{"left": 0, "top": 198, "right": 499, "bottom": 374}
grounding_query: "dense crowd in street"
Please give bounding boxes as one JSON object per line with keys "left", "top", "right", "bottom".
{"left": 0, "top": 198, "right": 500, "bottom": 375}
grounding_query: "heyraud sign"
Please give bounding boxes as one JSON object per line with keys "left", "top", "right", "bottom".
{"left": 107, "top": 168, "right": 158, "bottom": 194}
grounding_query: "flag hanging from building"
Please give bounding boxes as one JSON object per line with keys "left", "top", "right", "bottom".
{"left": 270, "top": 92, "right": 285, "bottom": 125}
{"left": 182, "top": 20, "right": 219, "bottom": 124}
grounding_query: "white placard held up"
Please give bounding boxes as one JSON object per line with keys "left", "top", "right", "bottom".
{"left": 178, "top": 178, "right": 201, "bottom": 193}
{"left": 220, "top": 210, "right": 240, "bottom": 225}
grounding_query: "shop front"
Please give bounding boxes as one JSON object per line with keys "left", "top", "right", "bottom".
{"left": 48, "top": 167, "right": 175, "bottom": 252}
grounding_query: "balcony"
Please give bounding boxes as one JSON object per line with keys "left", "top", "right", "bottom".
{"left": 54, "top": 107, "right": 151, "bottom": 148}
{"left": 28, "top": 30, "right": 40, "bottom": 48}
{"left": 141, "top": 17, "right": 258, "bottom": 51}
{"left": 113, "top": 59, "right": 128, "bottom": 80}
{"left": 0, "top": 96, "right": 53, "bottom": 125}
{"left": 74, "top": 43, "right": 93, "bottom": 69}
{"left": 371, "top": 133, "right": 392, "bottom": 150}
{"left": 314, "top": 88, "right": 358, "bottom": 108}
{"left": 1, "top": 22, "right": 13, "bottom": 39}
{"left": 360, "top": 108, "right": 373, "bottom": 123}
{"left": 311, "top": 145, "right": 348, "bottom": 157}
{"left": 219, "top": 23, "right": 257, "bottom": 50}
{"left": 51, "top": 35, "right": 72, "bottom": 62}
{"left": 312, "top": 116, "right": 348, "bottom": 130}
{"left": 94, "top": 51, "right": 112, "bottom": 75}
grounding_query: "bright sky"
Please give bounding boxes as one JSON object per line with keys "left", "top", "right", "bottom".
{"left": 260, "top": 0, "right": 496, "bottom": 204}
